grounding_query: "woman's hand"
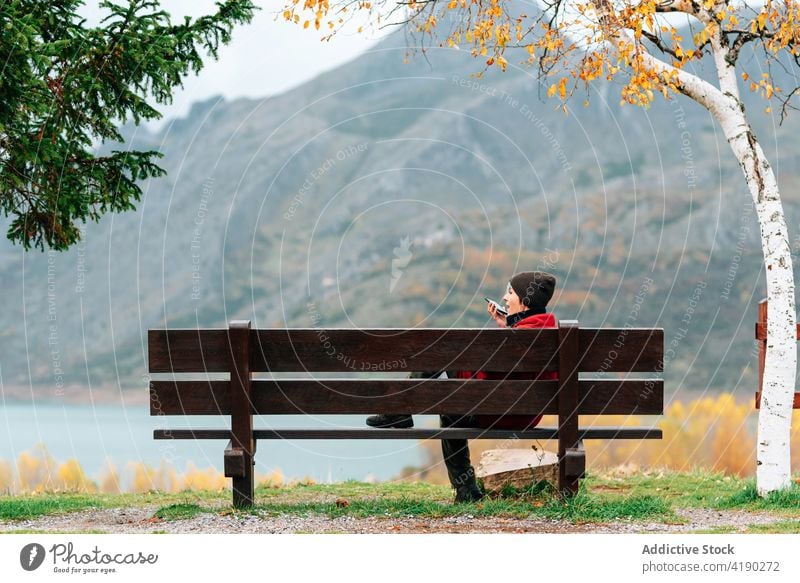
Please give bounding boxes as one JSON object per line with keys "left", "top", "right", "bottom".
{"left": 487, "top": 302, "right": 507, "bottom": 327}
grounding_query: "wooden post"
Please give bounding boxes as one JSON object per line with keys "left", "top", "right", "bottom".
{"left": 557, "top": 320, "right": 581, "bottom": 497}
{"left": 228, "top": 320, "right": 254, "bottom": 507}
{"left": 754, "top": 299, "right": 800, "bottom": 409}
{"left": 756, "top": 298, "right": 767, "bottom": 407}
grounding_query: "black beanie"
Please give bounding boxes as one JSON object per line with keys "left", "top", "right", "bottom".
{"left": 509, "top": 271, "right": 556, "bottom": 309}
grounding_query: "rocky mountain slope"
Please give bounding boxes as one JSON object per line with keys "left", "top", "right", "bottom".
{"left": 2, "top": 12, "right": 799, "bottom": 401}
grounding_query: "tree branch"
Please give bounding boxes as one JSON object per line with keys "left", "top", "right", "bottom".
{"left": 726, "top": 27, "right": 778, "bottom": 65}
{"left": 640, "top": 28, "right": 680, "bottom": 59}
{"left": 778, "top": 86, "right": 800, "bottom": 125}
{"left": 653, "top": 0, "right": 709, "bottom": 22}
{"left": 594, "top": 0, "right": 725, "bottom": 112}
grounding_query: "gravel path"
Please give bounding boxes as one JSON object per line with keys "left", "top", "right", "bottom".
{"left": 0, "top": 506, "right": 791, "bottom": 534}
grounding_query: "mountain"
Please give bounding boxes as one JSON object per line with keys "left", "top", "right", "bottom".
{"left": 2, "top": 12, "right": 800, "bottom": 402}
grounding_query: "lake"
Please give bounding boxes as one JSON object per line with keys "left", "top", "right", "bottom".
{"left": 0, "top": 403, "right": 431, "bottom": 486}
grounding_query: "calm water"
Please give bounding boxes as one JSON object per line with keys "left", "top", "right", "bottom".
{"left": 0, "top": 403, "right": 429, "bottom": 484}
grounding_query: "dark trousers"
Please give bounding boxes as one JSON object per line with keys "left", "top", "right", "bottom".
{"left": 440, "top": 414, "right": 480, "bottom": 487}
{"left": 407, "top": 371, "right": 480, "bottom": 488}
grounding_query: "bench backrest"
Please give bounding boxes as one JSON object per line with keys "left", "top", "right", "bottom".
{"left": 148, "top": 320, "right": 664, "bottom": 418}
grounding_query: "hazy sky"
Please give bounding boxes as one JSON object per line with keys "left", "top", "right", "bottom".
{"left": 82, "top": 1, "right": 392, "bottom": 127}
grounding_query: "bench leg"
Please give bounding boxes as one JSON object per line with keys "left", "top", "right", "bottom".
{"left": 228, "top": 320, "right": 254, "bottom": 508}
{"left": 232, "top": 458, "right": 254, "bottom": 508}
{"left": 225, "top": 439, "right": 256, "bottom": 508}
{"left": 557, "top": 320, "right": 581, "bottom": 498}
{"left": 559, "top": 439, "right": 585, "bottom": 497}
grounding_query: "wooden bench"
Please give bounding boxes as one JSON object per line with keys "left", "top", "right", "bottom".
{"left": 754, "top": 298, "right": 800, "bottom": 409}
{"left": 148, "top": 319, "right": 664, "bottom": 507}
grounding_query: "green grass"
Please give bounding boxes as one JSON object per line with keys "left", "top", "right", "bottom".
{"left": 692, "top": 520, "right": 800, "bottom": 534}
{"left": 1, "top": 470, "right": 799, "bottom": 528}
{"left": 0, "top": 490, "right": 229, "bottom": 521}
{"left": 236, "top": 479, "right": 673, "bottom": 523}
{"left": 744, "top": 520, "right": 800, "bottom": 533}
{"left": 587, "top": 469, "right": 800, "bottom": 515}
{"left": 153, "top": 503, "right": 207, "bottom": 521}
{"left": 715, "top": 482, "right": 800, "bottom": 512}
{"left": 0, "top": 494, "right": 102, "bottom": 521}
{"left": 691, "top": 526, "right": 739, "bottom": 534}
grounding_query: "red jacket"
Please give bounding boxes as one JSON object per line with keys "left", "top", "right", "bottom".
{"left": 454, "top": 311, "right": 558, "bottom": 429}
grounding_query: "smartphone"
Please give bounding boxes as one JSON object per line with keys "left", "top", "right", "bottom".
{"left": 484, "top": 297, "right": 508, "bottom": 316}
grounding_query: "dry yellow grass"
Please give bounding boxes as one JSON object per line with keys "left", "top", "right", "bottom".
{"left": 407, "top": 393, "right": 795, "bottom": 484}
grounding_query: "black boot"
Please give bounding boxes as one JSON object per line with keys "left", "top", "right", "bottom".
{"left": 440, "top": 414, "right": 483, "bottom": 502}
{"left": 365, "top": 414, "right": 413, "bottom": 428}
{"left": 454, "top": 481, "right": 484, "bottom": 503}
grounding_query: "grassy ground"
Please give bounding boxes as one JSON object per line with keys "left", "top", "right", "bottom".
{"left": 1, "top": 470, "right": 799, "bottom": 532}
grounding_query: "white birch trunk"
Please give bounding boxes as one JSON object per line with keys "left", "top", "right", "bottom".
{"left": 707, "top": 36, "right": 796, "bottom": 494}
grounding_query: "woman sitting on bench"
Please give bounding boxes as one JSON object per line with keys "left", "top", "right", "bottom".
{"left": 366, "top": 271, "right": 558, "bottom": 503}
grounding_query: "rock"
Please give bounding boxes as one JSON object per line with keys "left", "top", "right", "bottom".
{"left": 476, "top": 448, "right": 559, "bottom": 492}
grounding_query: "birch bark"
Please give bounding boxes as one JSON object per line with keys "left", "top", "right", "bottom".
{"left": 707, "top": 33, "right": 795, "bottom": 494}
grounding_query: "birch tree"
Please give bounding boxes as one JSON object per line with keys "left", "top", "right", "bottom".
{"left": 283, "top": 0, "right": 800, "bottom": 494}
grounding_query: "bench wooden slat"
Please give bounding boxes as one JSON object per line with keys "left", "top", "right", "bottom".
{"left": 149, "top": 379, "right": 663, "bottom": 416}
{"left": 150, "top": 328, "right": 561, "bottom": 373}
{"left": 149, "top": 327, "right": 664, "bottom": 374}
{"left": 578, "top": 328, "right": 663, "bottom": 372}
{"left": 148, "top": 329, "right": 230, "bottom": 373}
{"left": 153, "top": 427, "right": 663, "bottom": 440}
{"left": 251, "top": 328, "right": 562, "bottom": 373}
